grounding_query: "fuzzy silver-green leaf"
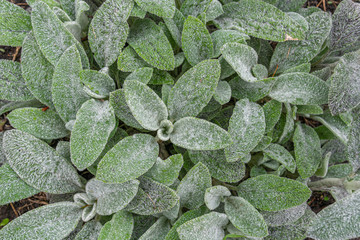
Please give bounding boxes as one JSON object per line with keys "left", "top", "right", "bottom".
{"left": 97, "top": 134, "right": 158, "bottom": 183}
{"left": 7, "top": 107, "right": 69, "bottom": 140}
{"left": 88, "top": 0, "right": 133, "bottom": 67}
{"left": 71, "top": 99, "right": 116, "bottom": 170}
{"left": 237, "top": 175, "right": 311, "bottom": 211}
{"left": 3, "top": 130, "right": 83, "bottom": 194}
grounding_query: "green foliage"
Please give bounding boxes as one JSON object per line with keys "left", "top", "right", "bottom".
{"left": 7, "top": 107, "right": 69, "bottom": 139}
{"left": 0, "top": 202, "right": 82, "bottom": 239}
{"left": 0, "top": 60, "right": 33, "bottom": 101}
{"left": 127, "top": 18, "right": 175, "bottom": 70}
{"left": 0, "top": 0, "right": 31, "bottom": 46}
{"left": 225, "top": 196, "right": 268, "bottom": 237}
{"left": 237, "top": 175, "right": 311, "bottom": 211}
{"left": 182, "top": 16, "right": 213, "bottom": 66}
{"left": 0, "top": 163, "right": 39, "bottom": 205}
{"left": 1, "top": 1, "right": 360, "bottom": 239}
{"left": 88, "top": 0, "right": 133, "bottom": 68}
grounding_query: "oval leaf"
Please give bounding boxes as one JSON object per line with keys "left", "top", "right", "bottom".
{"left": 126, "top": 176, "right": 179, "bottom": 215}
{"left": 293, "top": 122, "right": 322, "bottom": 178}
{"left": 127, "top": 18, "right": 175, "bottom": 70}
{"left": 237, "top": 175, "right": 311, "bottom": 211}
{"left": 97, "top": 134, "right": 158, "bottom": 183}
{"left": 170, "top": 117, "right": 232, "bottom": 151}
{"left": 204, "top": 185, "right": 231, "bottom": 210}
{"left": 52, "top": 45, "right": 90, "bottom": 123}
{"left": 71, "top": 99, "right": 116, "bottom": 170}
{"left": 214, "top": 0, "right": 306, "bottom": 42}
{"left": 176, "top": 162, "right": 211, "bottom": 209}
{"left": 21, "top": 32, "right": 54, "bottom": 108}
{"left": 0, "top": 202, "right": 82, "bottom": 239}
{"left": 124, "top": 80, "right": 168, "bottom": 131}
{"left": 86, "top": 178, "right": 139, "bottom": 215}
{"left": 221, "top": 42, "right": 258, "bottom": 82}
{"left": 3, "top": 129, "right": 83, "bottom": 194}
{"left": 269, "top": 72, "right": 329, "bottom": 105}
{"left": 0, "top": 60, "right": 33, "bottom": 101}
{"left": 168, "top": 59, "right": 221, "bottom": 121}
{"left": 7, "top": 107, "right": 69, "bottom": 140}
{"left": 0, "top": 0, "right": 31, "bottom": 46}
{"left": 329, "top": 49, "right": 360, "bottom": 115}
{"left": 182, "top": 16, "right": 213, "bottom": 66}
{"left": 225, "top": 196, "right": 268, "bottom": 238}
{"left": 226, "top": 99, "right": 265, "bottom": 162}
{"left": 31, "top": 1, "right": 88, "bottom": 68}
{"left": 88, "top": 0, "right": 133, "bottom": 67}
{"left": 176, "top": 212, "right": 228, "bottom": 240}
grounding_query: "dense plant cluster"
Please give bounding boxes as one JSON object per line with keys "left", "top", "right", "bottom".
{"left": 0, "top": 0, "right": 360, "bottom": 239}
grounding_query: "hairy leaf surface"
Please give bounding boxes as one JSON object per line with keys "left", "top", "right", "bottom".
{"left": 0, "top": 0, "right": 31, "bottom": 46}
{"left": 214, "top": 1, "right": 306, "bottom": 42}
{"left": 176, "top": 212, "right": 228, "bottom": 240}
{"left": 128, "top": 18, "right": 175, "bottom": 70}
{"left": 221, "top": 42, "right": 258, "bottom": 82}
{"left": 269, "top": 73, "right": 329, "bottom": 105}
{"left": 168, "top": 59, "right": 220, "bottom": 120}
{"left": 135, "top": 0, "right": 175, "bottom": 18}
{"left": 21, "top": 32, "right": 54, "bottom": 108}
{"left": 0, "top": 202, "right": 82, "bottom": 240}
{"left": 98, "top": 211, "right": 133, "bottom": 240}
{"left": 86, "top": 178, "right": 139, "bottom": 215}
{"left": 52, "top": 45, "right": 90, "bottom": 123}
{"left": 225, "top": 196, "right": 268, "bottom": 238}
{"left": 0, "top": 163, "right": 39, "bottom": 206}
{"left": 97, "top": 134, "right": 158, "bottom": 183}
{"left": 31, "top": 1, "right": 88, "bottom": 68}
{"left": 189, "top": 149, "right": 246, "bottom": 183}
{"left": 109, "top": 89, "right": 144, "bottom": 129}
{"left": 124, "top": 80, "right": 168, "bottom": 131}
{"left": 176, "top": 162, "right": 211, "bottom": 209}
{"left": 226, "top": 99, "right": 265, "bottom": 162}
{"left": 7, "top": 107, "right": 69, "bottom": 140}
{"left": 270, "top": 12, "right": 332, "bottom": 74}
{"left": 126, "top": 176, "right": 179, "bottom": 215}
{"left": 182, "top": 16, "right": 213, "bottom": 66}
{"left": 71, "top": 100, "right": 116, "bottom": 170}
{"left": 171, "top": 117, "right": 232, "bottom": 151}
{"left": 88, "top": 0, "right": 133, "bottom": 67}
{"left": 328, "top": 49, "right": 360, "bottom": 115}
{"left": 3, "top": 130, "right": 83, "bottom": 194}
{"left": 307, "top": 190, "right": 360, "bottom": 240}
{"left": 145, "top": 154, "right": 183, "bottom": 186}
{"left": 0, "top": 60, "right": 33, "bottom": 101}
{"left": 293, "top": 123, "right": 321, "bottom": 178}
{"left": 237, "top": 175, "right": 311, "bottom": 211}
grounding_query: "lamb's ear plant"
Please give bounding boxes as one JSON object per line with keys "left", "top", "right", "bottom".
{"left": 1, "top": 0, "right": 360, "bottom": 239}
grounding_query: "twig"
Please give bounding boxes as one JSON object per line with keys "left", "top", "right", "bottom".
{"left": 9, "top": 203, "right": 19, "bottom": 217}
{"left": 286, "top": 47, "right": 291, "bottom": 59}
{"left": 272, "top": 65, "right": 279, "bottom": 77}
{"left": 26, "top": 199, "right": 48, "bottom": 205}
{"left": 12, "top": 47, "right": 21, "bottom": 61}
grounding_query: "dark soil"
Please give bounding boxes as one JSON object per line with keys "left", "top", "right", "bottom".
{"left": 2, "top": 1, "right": 360, "bottom": 239}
